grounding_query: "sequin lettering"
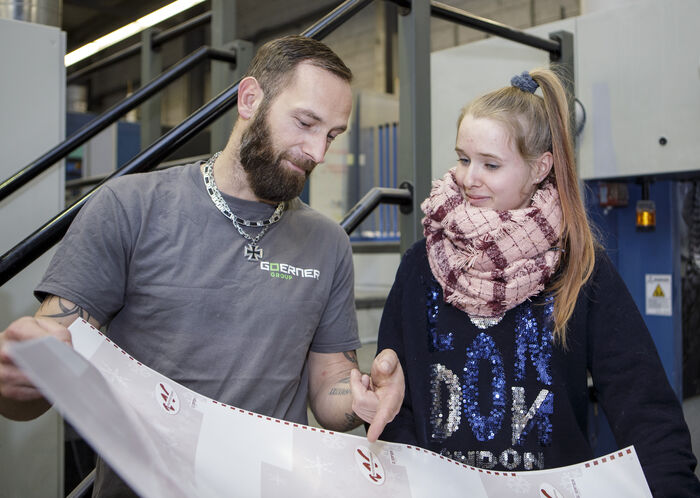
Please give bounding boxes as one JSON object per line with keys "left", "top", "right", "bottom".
{"left": 427, "top": 299, "right": 554, "bottom": 471}
{"left": 498, "top": 448, "right": 521, "bottom": 470}
{"left": 467, "top": 451, "right": 497, "bottom": 469}
{"left": 463, "top": 333, "right": 506, "bottom": 441}
{"left": 429, "top": 364, "right": 462, "bottom": 442}
{"left": 514, "top": 306, "right": 552, "bottom": 384}
{"left": 427, "top": 279, "right": 454, "bottom": 352}
{"left": 441, "top": 449, "right": 467, "bottom": 464}
{"left": 448, "top": 449, "right": 543, "bottom": 470}
{"left": 523, "top": 451, "right": 545, "bottom": 470}
{"left": 511, "top": 387, "right": 553, "bottom": 446}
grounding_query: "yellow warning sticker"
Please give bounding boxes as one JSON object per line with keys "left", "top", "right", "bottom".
{"left": 645, "top": 274, "right": 672, "bottom": 316}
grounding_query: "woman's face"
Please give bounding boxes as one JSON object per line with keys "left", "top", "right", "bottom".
{"left": 454, "top": 114, "right": 551, "bottom": 211}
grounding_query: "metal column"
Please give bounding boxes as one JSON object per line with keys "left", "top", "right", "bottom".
{"left": 140, "top": 27, "right": 162, "bottom": 150}
{"left": 210, "top": 0, "right": 252, "bottom": 153}
{"left": 397, "top": 0, "right": 431, "bottom": 254}
{"left": 549, "top": 30, "right": 575, "bottom": 141}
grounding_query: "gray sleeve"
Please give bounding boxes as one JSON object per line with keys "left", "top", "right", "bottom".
{"left": 309, "top": 230, "right": 360, "bottom": 354}
{"left": 34, "top": 184, "right": 133, "bottom": 325}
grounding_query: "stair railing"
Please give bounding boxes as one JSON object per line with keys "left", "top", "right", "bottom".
{"left": 0, "top": 0, "right": 375, "bottom": 287}
{"left": 0, "top": 46, "right": 236, "bottom": 203}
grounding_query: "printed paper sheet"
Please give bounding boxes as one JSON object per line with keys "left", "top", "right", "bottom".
{"left": 8, "top": 318, "right": 653, "bottom": 497}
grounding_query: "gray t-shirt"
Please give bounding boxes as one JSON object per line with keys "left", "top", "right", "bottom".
{"left": 36, "top": 162, "right": 360, "bottom": 422}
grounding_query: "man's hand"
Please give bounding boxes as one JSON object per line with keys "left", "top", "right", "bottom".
{"left": 350, "top": 348, "right": 405, "bottom": 443}
{"left": 0, "top": 317, "right": 72, "bottom": 416}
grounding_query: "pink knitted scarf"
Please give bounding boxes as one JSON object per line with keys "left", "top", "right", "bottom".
{"left": 422, "top": 168, "right": 563, "bottom": 318}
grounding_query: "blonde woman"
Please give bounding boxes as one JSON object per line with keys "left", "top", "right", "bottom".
{"left": 376, "top": 69, "right": 700, "bottom": 496}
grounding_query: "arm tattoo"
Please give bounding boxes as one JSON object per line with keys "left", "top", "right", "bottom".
{"left": 328, "top": 377, "right": 351, "bottom": 396}
{"left": 343, "top": 351, "right": 358, "bottom": 366}
{"left": 340, "top": 411, "right": 362, "bottom": 431}
{"left": 42, "top": 297, "right": 93, "bottom": 322}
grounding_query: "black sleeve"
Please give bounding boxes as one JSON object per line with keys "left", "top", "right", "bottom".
{"left": 586, "top": 252, "right": 700, "bottom": 497}
{"left": 375, "top": 245, "right": 420, "bottom": 446}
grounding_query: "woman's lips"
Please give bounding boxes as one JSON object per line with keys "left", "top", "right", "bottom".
{"left": 466, "top": 193, "right": 490, "bottom": 206}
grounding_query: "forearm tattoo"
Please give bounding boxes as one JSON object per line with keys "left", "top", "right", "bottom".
{"left": 326, "top": 374, "right": 363, "bottom": 431}
{"left": 41, "top": 296, "right": 93, "bottom": 322}
{"left": 340, "top": 411, "right": 362, "bottom": 432}
{"left": 328, "top": 376, "right": 350, "bottom": 396}
{"left": 343, "top": 351, "right": 358, "bottom": 366}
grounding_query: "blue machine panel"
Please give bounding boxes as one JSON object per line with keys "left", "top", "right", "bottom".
{"left": 585, "top": 179, "right": 683, "bottom": 455}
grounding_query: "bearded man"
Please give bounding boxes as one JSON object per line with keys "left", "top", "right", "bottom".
{"left": 0, "top": 35, "right": 404, "bottom": 497}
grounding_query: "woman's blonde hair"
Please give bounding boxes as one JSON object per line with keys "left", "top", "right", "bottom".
{"left": 458, "top": 68, "right": 596, "bottom": 346}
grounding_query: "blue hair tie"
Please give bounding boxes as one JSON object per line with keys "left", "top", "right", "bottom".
{"left": 510, "top": 71, "right": 539, "bottom": 94}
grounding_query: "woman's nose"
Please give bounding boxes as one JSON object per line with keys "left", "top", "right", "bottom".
{"left": 462, "top": 164, "right": 480, "bottom": 188}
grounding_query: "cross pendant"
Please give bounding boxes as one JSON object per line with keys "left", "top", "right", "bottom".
{"left": 244, "top": 243, "right": 263, "bottom": 262}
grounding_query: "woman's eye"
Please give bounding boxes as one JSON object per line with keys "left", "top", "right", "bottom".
{"left": 458, "top": 157, "right": 470, "bottom": 165}
{"left": 485, "top": 163, "right": 500, "bottom": 170}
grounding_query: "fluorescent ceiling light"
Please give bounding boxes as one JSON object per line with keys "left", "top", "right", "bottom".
{"left": 65, "top": 0, "right": 206, "bottom": 67}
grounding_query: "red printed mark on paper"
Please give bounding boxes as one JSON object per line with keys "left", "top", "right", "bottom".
{"left": 156, "top": 382, "right": 180, "bottom": 414}
{"left": 540, "top": 483, "right": 564, "bottom": 498}
{"left": 354, "top": 446, "right": 385, "bottom": 485}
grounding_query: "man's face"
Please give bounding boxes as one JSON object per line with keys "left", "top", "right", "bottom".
{"left": 239, "top": 62, "right": 353, "bottom": 203}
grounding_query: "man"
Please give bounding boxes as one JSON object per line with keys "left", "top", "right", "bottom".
{"left": 0, "top": 36, "right": 404, "bottom": 496}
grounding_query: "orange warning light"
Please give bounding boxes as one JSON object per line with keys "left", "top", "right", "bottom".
{"left": 636, "top": 200, "right": 656, "bottom": 231}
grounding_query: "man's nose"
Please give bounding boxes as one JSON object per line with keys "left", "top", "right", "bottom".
{"left": 303, "top": 133, "right": 328, "bottom": 164}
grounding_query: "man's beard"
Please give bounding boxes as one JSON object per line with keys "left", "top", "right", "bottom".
{"left": 239, "top": 105, "right": 316, "bottom": 203}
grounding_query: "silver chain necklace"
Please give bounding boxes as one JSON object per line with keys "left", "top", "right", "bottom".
{"left": 201, "top": 152, "right": 285, "bottom": 262}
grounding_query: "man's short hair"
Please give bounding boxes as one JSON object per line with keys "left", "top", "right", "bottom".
{"left": 244, "top": 35, "right": 353, "bottom": 103}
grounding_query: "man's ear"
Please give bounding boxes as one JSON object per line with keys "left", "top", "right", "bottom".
{"left": 533, "top": 151, "right": 554, "bottom": 184}
{"left": 237, "top": 76, "right": 264, "bottom": 120}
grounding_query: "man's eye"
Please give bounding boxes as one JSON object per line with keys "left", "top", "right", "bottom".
{"left": 297, "top": 119, "right": 310, "bottom": 128}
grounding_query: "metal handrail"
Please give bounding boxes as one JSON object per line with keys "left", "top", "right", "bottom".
{"left": 0, "top": 46, "right": 236, "bottom": 203}
{"left": 67, "top": 11, "right": 213, "bottom": 83}
{"left": 0, "top": 0, "right": 375, "bottom": 287}
{"left": 65, "top": 155, "right": 210, "bottom": 190}
{"left": 65, "top": 469, "right": 95, "bottom": 498}
{"left": 388, "top": 0, "right": 561, "bottom": 56}
{"left": 340, "top": 185, "right": 413, "bottom": 234}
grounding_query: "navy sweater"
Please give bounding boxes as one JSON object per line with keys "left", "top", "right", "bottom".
{"left": 377, "top": 239, "right": 700, "bottom": 497}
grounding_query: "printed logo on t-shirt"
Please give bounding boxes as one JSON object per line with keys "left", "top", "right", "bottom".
{"left": 259, "top": 261, "right": 320, "bottom": 281}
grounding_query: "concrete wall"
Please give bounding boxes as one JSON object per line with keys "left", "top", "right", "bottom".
{"left": 0, "top": 17, "right": 66, "bottom": 498}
